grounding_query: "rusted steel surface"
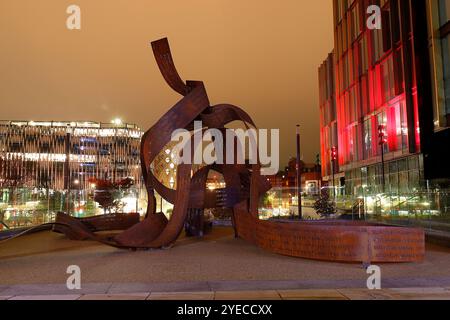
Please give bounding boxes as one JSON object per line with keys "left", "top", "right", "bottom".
{"left": 51, "top": 37, "right": 425, "bottom": 263}
{"left": 53, "top": 212, "right": 140, "bottom": 240}
{"left": 114, "top": 212, "right": 168, "bottom": 247}
{"left": 233, "top": 209, "right": 425, "bottom": 263}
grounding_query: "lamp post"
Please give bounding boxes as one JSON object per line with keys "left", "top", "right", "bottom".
{"left": 378, "top": 124, "right": 387, "bottom": 193}
{"left": 331, "top": 146, "right": 337, "bottom": 200}
{"left": 64, "top": 131, "right": 71, "bottom": 214}
{"left": 296, "top": 125, "right": 302, "bottom": 220}
{"left": 73, "top": 179, "right": 80, "bottom": 216}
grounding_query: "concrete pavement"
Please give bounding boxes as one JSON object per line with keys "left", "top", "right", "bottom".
{"left": 2, "top": 287, "right": 450, "bottom": 300}
{"left": 1, "top": 227, "right": 450, "bottom": 300}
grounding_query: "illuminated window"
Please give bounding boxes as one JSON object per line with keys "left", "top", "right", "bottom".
{"left": 363, "top": 118, "right": 373, "bottom": 159}
{"left": 381, "top": 57, "right": 395, "bottom": 103}
{"left": 376, "top": 112, "right": 389, "bottom": 154}
{"left": 358, "top": 35, "right": 369, "bottom": 76}
{"left": 393, "top": 102, "right": 408, "bottom": 151}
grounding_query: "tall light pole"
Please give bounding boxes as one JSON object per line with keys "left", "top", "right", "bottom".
{"left": 73, "top": 179, "right": 80, "bottom": 216}
{"left": 64, "top": 131, "right": 71, "bottom": 214}
{"left": 296, "top": 125, "right": 302, "bottom": 220}
{"left": 378, "top": 124, "right": 387, "bottom": 193}
{"left": 111, "top": 118, "right": 122, "bottom": 184}
{"left": 331, "top": 146, "right": 337, "bottom": 200}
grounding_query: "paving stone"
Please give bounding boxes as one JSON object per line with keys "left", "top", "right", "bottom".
{"left": 383, "top": 278, "right": 445, "bottom": 288}
{"left": 387, "top": 287, "right": 450, "bottom": 300}
{"left": 9, "top": 295, "right": 81, "bottom": 300}
{"left": 337, "top": 289, "right": 394, "bottom": 300}
{"left": 292, "top": 279, "right": 366, "bottom": 289}
{"left": 148, "top": 291, "right": 214, "bottom": 300}
{"left": 108, "top": 283, "right": 153, "bottom": 294}
{"left": 278, "top": 289, "right": 347, "bottom": 300}
{"left": 390, "top": 294, "right": 450, "bottom": 300}
{"left": 2, "top": 283, "right": 112, "bottom": 296}
{"left": 79, "top": 293, "right": 149, "bottom": 300}
{"left": 149, "top": 281, "right": 211, "bottom": 293}
{"left": 208, "top": 280, "right": 300, "bottom": 292}
{"left": 2, "top": 284, "right": 69, "bottom": 296}
{"left": 208, "top": 279, "right": 368, "bottom": 292}
{"left": 427, "top": 278, "right": 450, "bottom": 287}
{"left": 214, "top": 290, "right": 281, "bottom": 300}
{"left": 389, "top": 287, "right": 448, "bottom": 294}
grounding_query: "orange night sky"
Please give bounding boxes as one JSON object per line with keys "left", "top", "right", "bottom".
{"left": 0, "top": 0, "right": 334, "bottom": 166}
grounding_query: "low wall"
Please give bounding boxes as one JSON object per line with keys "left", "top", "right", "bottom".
{"left": 234, "top": 208, "right": 425, "bottom": 263}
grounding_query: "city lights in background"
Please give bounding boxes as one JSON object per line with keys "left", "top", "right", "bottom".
{"left": 111, "top": 118, "right": 123, "bottom": 125}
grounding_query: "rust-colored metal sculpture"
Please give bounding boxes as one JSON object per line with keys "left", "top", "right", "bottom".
{"left": 53, "top": 38, "right": 425, "bottom": 263}
{"left": 53, "top": 212, "right": 140, "bottom": 240}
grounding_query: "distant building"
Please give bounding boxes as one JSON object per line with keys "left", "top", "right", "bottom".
{"left": 0, "top": 120, "right": 143, "bottom": 224}
{"left": 0, "top": 120, "right": 142, "bottom": 191}
{"left": 266, "top": 158, "right": 322, "bottom": 195}
{"left": 266, "top": 174, "right": 283, "bottom": 189}
{"left": 318, "top": 0, "right": 450, "bottom": 197}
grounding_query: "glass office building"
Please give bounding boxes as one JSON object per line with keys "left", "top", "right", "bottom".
{"left": 319, "top": 0, "right": 450, "bottom": 196}
{"left": 0, "top": 120, "right": 143, "bottom": 228}
{"left": 318, "top": 0, "right": 449, "bottom": 231}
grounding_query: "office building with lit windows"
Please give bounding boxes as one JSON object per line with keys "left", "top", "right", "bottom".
{"left": 318, "top": 0, "right": 450, "bottom": 197}
{"left": 0, "top": 120, "right": 143, "bottom": 191}
{"left": 0, "top": 120, "right": 143, "bottom": 227}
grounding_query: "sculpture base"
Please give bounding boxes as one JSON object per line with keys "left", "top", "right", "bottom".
{"left": 234, "top": 209, "right": 425, "bottom": 263}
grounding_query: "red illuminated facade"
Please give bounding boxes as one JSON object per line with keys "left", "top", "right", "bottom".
{"left": 319, "top": 0, "right": 450, "bottom": 196}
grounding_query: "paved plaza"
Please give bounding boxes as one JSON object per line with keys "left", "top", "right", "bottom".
{"left": 2, "top": 287, "right": 450, "bottom": 300}
{"left": 1, "top": 227, "right": 450, "bottom": 300}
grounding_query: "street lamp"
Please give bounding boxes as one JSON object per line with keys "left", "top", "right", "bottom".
{"left": 378, "top": 124, "right": 388, "bottom": 193}
{"left": 111, "top": 118, "right": 122, "bottom": 126}
{"left": 331, "top": 146, "right": 337, "bottom": 200}
{"left": 296, "top": 125, "right": 302, "bottom": 220}
{"left": 73, "top": 179, "right": 80, "bottom": 216}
